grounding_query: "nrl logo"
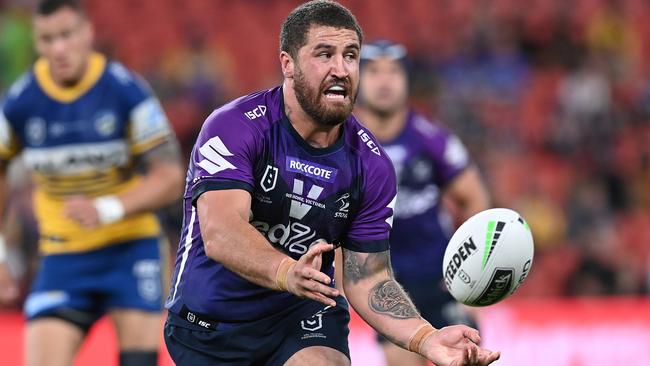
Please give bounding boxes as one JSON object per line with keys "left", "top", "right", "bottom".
{"left": 261, "top": 165, "right": 278, "bottom": 192}
{"left": 301, "top": 313, "right": 323, "bottom": 331}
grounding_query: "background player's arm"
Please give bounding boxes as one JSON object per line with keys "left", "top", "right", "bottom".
{"left": 63, "top": 140, "right": 185, "bottom": 228}
{"left": 197, "top": 189, "right": 339, "bottom": 306}
{"left": 444, "top": 166, "right": 490, "bottom": 221}
{"left": 0, "top": 160, "right": 19, "bottom": 305}
{"left": 342, "top": 247, "right": 498, "bottom": 364}
{"left": 116, "top": 140, "right": 185, "bottom": 215}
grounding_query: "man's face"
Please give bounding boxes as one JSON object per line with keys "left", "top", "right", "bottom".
{"left": 33, "top": 7, "right": 93, "bottom": 85}
{"left": 292, "top": 25, "right": 360, "bottom": 126}
{"left": 359, "top": 57, "right": 408, "bottom": 115}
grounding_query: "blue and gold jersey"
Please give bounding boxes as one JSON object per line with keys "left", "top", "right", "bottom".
{"left": 0, "top": 53, "right": 174, "bottom": 254}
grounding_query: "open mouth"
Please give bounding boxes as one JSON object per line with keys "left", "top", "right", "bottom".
{"left": 324, "top": 85, "right": 348, "bottom": 100}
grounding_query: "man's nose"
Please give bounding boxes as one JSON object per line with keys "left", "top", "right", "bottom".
{"left": 51, "top": 38, "right": 68, "bottom": 56}
{"left": 330, "top": 54, "right": 349, "bottom": 79}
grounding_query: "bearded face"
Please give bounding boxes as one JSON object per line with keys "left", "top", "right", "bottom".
{"left": 293, "top": 64, "right": 357, "bottom": 126}
{"left": 288, "top": 26, "right": 361, "bottom": 127}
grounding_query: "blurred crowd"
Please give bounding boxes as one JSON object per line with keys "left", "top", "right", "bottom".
{"left": 1, "top": 0, "right": 649, "bottom": 306}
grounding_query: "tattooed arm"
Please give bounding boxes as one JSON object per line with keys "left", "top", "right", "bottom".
{"left": 341, "top": 248, "right": 425, "bottom": 347}
{"left": 342, "top": 248, "right": 500, "bottom": 365}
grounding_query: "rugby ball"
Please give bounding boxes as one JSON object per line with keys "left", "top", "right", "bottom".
{"left": 442, "top": 208, "right": 534, "bottom": 306}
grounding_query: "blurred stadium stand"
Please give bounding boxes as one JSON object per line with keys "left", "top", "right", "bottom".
{"left": 1, "top": 0, "right": 650, "bottom": 365}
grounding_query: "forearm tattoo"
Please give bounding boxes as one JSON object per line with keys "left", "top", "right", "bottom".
{"left": 343, "top": 249, "right": 419, "bottom": 319}
{"left": 370, "top": 280, "right": 420, "bottom": 319}
{"left": 342, "top": 249, "right": 391, "bottom": 285}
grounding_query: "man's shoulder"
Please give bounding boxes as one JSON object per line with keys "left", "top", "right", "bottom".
{"left": 2, "top": 69, "right": 37, "bottom": 114}
{"left": 408, "top": 111, "right": 470, "bottom": 168}
{"left": 204, "top": 87, "right": 282, "bottom": 134}
{"left": 104, "top": 60, "right": 137, "bottom": 86}
{"left": 103, "top": 59, "right": 153, "bottom": 98}
{"left": 345, "top": 115, "right": 394, "bottom": 174}
{"left": 409, "top": 111, "right": 448, "bottom": 140}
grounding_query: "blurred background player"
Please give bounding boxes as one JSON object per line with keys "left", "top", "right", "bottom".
{"left": 356, "top": 40, "right": 491, "bottom": 366}
{"left": 0, "top": 1, "right": 184, "bottom": 365}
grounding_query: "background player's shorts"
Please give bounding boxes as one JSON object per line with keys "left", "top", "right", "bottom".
{"left": 24, "top": 237, "right": 163, "bottom": 330}
{"left": 164, "top": 296, "right": 350, "bottom": 366}
{"left": 377, "top": 277, "right": 478, "bottom": 343}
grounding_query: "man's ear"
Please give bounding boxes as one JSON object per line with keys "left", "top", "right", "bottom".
{"left": 280, "top": 51, "right": 294, "bottom": 79}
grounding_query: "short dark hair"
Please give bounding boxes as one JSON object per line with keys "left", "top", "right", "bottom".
{"left": 37, "top": 0, "right": 84, "bottom": 16}
{"left": 280, "top": 0, "right": 363, "bottom": 59}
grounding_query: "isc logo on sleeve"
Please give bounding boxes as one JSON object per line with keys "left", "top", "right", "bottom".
{"left": 357, "top": 129, "right": 381, "bottom": 156}
{"left": 244, "top": 105, "right": 267, "bottom": 120}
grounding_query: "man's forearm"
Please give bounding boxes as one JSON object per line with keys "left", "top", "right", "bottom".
{"left": 114, "top": 140, "right": 185, "bottom": 217}
{"left": 202, "top": 215, "right": 289, "bottom": 290}
{"left": 197, "top": 190, "right": 289, "bottom": 291}
{"left": 118, "top": 161, "right": 185, "bottom": 216}
{"left": 342, "top": 249, "right": 430, "bottom": 349}
{"left": 0, "top": 162, "right": 10, "bottom": 238}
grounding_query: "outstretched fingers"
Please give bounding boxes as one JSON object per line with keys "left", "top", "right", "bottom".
{"left": 462, "top": 327, "right": 481, "bottom": 345}
{"left": 301, "top": 267, "right": 332, "bottom": 285}
{"left": 301, "top": 242, "right": 334, "bottom": 264}
{"left": 287, "top": 242, "right": 339, "bottom": 307}
{"left": 478, "top": 350, "right": 501, "bottom": 365}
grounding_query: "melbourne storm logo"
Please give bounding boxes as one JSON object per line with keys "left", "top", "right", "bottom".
{"left": 334, "top": 193, "right": 350, "bottom": 219}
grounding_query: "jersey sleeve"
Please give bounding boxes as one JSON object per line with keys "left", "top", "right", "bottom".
{"left": 412, "top": 116, "right": 471, "bottom": 186}
{"left": 427, "top": 127, "right": 471, "bottom": 187}
{"left": 344, "top": 156, "right": 397, "bottom": 253}
{"left": 188, "top": 108, "right": 263, "bottom": 204}
{"left": 109, "top": 62, "right": 175, "bottom": 155}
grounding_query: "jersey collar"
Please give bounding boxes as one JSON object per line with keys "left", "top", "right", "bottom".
{"left": 34, "top": 52, "right": 106, "bottom": 103}
{"left": 279, "top": 88, "right": 346, "bottom": 156}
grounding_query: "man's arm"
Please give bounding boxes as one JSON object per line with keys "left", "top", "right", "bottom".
{"left": 63, "top": 141, "right": 186, "bottom": 228}
{"left": 342, "top": 248, "right": 424, "bottom": 346}
{"left": 342, "top": 248, "right": 499, "bottom": 365}
{"left": 444, "top": 166, "right": 490, "bottom": 221}
{"left": 0, "top": 160, "right": 19, "bottom": 305}
{"left": 117, "top": 141, "right": 185, "bottom": 214}
{"left": 196, "top": 189, "right": 339, "bottom": 307}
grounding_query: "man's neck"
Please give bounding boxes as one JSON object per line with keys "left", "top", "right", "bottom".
{"left": 282, "top": 81, "right": 342, "bottom": 149}
{"left": 356, "top": 105, "right": 408, "bottom": 143}
{"left": 49, "top": 57, "right": 90, "bottom": 88}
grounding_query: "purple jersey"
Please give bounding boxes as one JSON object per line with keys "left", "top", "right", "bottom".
{"left": 382, "top": 111, "right": 470, "bottom": 282}
{"left": 166, "top": 87, "right": 396, "bottom": 322}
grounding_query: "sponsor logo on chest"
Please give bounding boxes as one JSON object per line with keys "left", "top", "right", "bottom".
{"left": 286, "top": 156, "right": 338, "bottom": 183}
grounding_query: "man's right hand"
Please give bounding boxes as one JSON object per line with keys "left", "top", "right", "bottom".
{"left": 421, "top": 325, "right": 500, "bottom": 366}
{"left": 0, "top": 263, "right": 19, "bottom": 306}
{"left": 285, "top": 242, "right": 339, "bottom": 307}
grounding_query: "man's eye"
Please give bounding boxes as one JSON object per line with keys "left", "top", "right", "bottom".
{"left": 318, "top": 53, "right": 331, "bottom": 59}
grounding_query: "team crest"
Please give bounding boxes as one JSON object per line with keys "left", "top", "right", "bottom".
{"left": 334, "top": 193, "right": 350, "bottom": 219}
{"left": 261, "top": 165, "right": 278, "bottom": 192}
{"left": 95, "top": 112, "right": 118, "bottom": 136}
{"left": 26, "top": 117, "right": 47, "bottom": 145}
